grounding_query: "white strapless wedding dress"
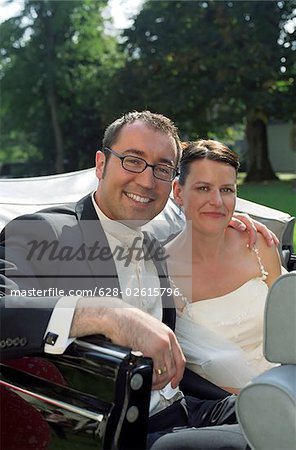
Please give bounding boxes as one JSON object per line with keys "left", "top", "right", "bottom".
{"left": 175, "top": 248, "right": 277, "bottom": 389}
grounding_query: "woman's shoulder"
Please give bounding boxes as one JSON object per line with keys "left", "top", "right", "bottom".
{"left": 255, "top": 233, "right": 278, "bottom": 259}
{"left": 254, "top": 233, "right": 282, "bottom": 285}
{"left": 225, "top": 227, "right": 250, "bottom": 253}
{"left": 226, "top": 228, "right": 281, "bottom": 267}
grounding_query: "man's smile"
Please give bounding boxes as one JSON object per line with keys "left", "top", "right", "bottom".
{"left": 125, "top": 192, "right": 153, "bottom": 204}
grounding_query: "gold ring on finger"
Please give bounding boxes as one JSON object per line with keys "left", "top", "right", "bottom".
{"left": 155, "top": 366, "right": 167, "bottom": 376}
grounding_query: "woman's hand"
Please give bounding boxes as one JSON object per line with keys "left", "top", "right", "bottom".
{"left": 229, "top": 213, "right": 279, "bottom": 248}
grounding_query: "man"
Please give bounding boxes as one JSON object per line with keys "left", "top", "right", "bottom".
{"left": 1, "top": 111, "right": 276, "bottom": 448}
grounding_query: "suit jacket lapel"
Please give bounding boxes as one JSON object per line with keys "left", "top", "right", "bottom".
{"left": 143, "top": 232, "right": 176, "bottom": 331}
{"left": 75, "top": 195, "right": 121, "bottom": 295}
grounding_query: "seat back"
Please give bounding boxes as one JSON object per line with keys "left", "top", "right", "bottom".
{"left": 264, "top": 272, "right": 296, "bottom": 364}
{"left": 236, "top": 272, "right": 296, "bottom": 450}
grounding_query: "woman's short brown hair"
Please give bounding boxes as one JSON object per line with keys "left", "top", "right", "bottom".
{"left": 178, "top": 139, "right": 240, "bottom": 185}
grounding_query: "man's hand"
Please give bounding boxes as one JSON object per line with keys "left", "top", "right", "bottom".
{"left": 110, "top": 306, "right": 186, "bottom": 390}
{"left": 230, "top": 213, "right": 279, "bottom": 248}
{"left": 70, "top": 297, "right": 186, "bottom": 390}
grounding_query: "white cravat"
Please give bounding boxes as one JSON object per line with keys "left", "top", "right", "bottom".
{"left": 92, "top": 197, "right": 162, "bottom": 320}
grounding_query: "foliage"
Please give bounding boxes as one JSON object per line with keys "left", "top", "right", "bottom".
{"left": 0, "top": 0, "right": 295, "bottom": 177}
{"left": 0, "top": 0, "right": 124, "bottom": 173}
{"left": 115, "top": 0, "right": 295, "bottom": 179}
{"left": 0, "top": 130, "right": 40, "bottom": 162}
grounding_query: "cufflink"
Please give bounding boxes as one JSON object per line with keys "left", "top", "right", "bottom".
{"left": 44, "top": 332, "right": 59, "bottom": 346}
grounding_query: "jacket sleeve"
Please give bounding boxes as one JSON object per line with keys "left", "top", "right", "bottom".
{"left": 0, "top": 247, "right": 59, "bottom": 360}
{"left": 0, "top": 295, "right": 59, "bottom": 360}
{"left": 0, "top": 213, "right": 60, "bottom": 293}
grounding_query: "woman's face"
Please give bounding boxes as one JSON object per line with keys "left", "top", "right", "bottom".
{"left": 174, "top": 158, "right": 237, "bottom": 235}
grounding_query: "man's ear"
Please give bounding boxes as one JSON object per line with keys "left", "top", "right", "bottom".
{"left": 173, "top": 179, "right": 183, "bottom": 206}
{"left": 95, "top": 151, "right": 106, "bottom": 180}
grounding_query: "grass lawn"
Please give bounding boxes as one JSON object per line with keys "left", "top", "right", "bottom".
{"left": 237, "top": 173, "right": 296, "bottom": 249}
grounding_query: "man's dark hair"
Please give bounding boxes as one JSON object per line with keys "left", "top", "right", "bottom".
{"left": 102, "top": 110, "right": 182, "bottom": 167}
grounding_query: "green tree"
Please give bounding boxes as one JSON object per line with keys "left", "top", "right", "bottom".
{"left": 118, "top": 0, "right": 295, "bottom": 180}
{"left": 0, "top": 0, "right": 124, "bottom": 173}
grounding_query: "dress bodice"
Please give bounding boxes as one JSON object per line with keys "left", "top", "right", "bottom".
{"left": 183, "top": 277, "right": 272, "bottom": 374}
{"left": 174, "top": 247, "right": 275, "bottom": 388}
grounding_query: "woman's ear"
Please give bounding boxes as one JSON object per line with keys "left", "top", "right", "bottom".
{"left": 95, "top": 151, "right": 106, "bottom": 180}
{"left": 173, "top": 179, "right": 183, "bottom": 206}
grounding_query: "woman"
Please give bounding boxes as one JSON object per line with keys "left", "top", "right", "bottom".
{"left": 166, "top": 140, "right": 283, "bottom": 394}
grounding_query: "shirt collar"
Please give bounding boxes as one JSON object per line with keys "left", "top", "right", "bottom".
{"left": 91, "top": 192, "right": 144, "bottom": 247}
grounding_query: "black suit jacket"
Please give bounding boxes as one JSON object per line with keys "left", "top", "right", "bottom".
{"left": 0, "top": 194, "right": 175, "bottom": 358}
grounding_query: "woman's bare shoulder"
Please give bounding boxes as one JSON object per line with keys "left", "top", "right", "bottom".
{"left": 225, "top": 227, "right": 250, "bottom": 253}
{"left": 255, "top": 233, "right": 282, "bottom": 285}
{"left": 255, "top": 232, "right": 277, "bottom": 256}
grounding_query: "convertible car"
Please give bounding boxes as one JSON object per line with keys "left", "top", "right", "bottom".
{"left": 0, "top": 168, "right": 295, "bottom": 450}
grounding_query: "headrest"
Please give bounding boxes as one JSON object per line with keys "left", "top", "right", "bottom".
{"left": 236, "top": 365, "right": 296, "bottom": 450}
{"left": 264, "top": 272, "right": 296, "bottom": 364}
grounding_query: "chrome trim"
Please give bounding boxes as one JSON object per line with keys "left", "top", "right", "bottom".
{"left": 75, "top": 339, "right": 129, "bottom": 359}
{"left": 0, "top": 380, "right": 104, "bottom": 422}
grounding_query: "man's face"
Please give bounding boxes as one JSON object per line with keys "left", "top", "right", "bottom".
{"left": 95, "top": 121, "right": 178, "bottom": 223}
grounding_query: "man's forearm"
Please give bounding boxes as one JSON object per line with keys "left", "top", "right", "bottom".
{"left": 69, "top": 296, "right": 133, "bottom": 341}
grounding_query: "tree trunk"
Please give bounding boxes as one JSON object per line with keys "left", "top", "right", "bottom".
{"left": 48, "top": 91, "right": 64, "bottom": 174}
{"left": 245, "top": 114, "right": 278, "bottom": 182}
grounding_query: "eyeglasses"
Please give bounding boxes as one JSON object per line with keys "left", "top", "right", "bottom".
{"left": 104, "top": 147, "right": 178, "bottom": 182}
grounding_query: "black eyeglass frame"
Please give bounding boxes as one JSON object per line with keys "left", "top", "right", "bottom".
{"left": 103, "top": 147, "right": 179, "bottom": 182}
